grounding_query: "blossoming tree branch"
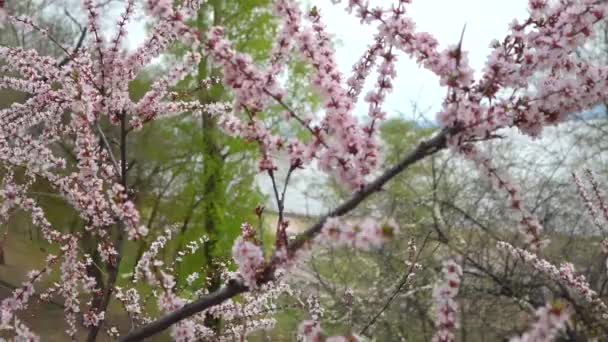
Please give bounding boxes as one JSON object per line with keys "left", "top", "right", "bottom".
{"left": 0, "top": 0, "right": 606, "bottom": 340}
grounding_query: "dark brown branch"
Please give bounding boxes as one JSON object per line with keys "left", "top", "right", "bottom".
{"left": 119, "top": 128, "right": 450, "bottom": 342}
{"left": 95, "top": 123, "right": 120, "bottom": 175}
{"left": 119, "top": 280, "right": 248, "bottom": 341}
{"left": 286, "top": 128, "right": 448, "bottom": 254}
{"left": 87, "top": 112, "right": 129, "bottom": 342}
{"left": 57, "top": 26, "right": 87, "bottom": 68}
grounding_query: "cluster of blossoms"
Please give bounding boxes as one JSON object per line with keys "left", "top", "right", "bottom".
{"left": 206, "top": 0, "right": 391, "bottom": 189}
{"left": 128, "top": 222, "right": 290, "bottom": 340}
{"left": 298, "top": 320, "right": 324, "bottom": 342}
{"left": 1, "top": 0, "right": 202, "bottom": 239}
{"left": 58, "top": 237, "right": 99, "bottom": 337}
{"left": 510, "top": 300, "right": 570, "bottom": 342}
{"left": 144, "top": 0, "right": 174, "bottom": 19}
{"left": 318, "top": 217, "right": 399, "bottom": 250}
{"left": 403, "top": 238, "right": 423, "bottom": 282}
{"left": 574, "top": 169, "right": 608, "bottom": 233}
{"left": 336, "top": 0, "right": 608, "bottom": 248}
{"left": 498, "top": 241, "right": 608, "bottom": 318}
{"left": 0, "top": 0, "right": 213, "bottom": 336}
{"left": 0, "top": 175, "right": 96, "bottom": 338}
{"left": 0, "top": 237, "right": 97, "bottom": 338}
{"left": 0, "top": 175, "right": 60, "bottom": 241}
{"left": 232, "top": 223, "right": 266, "bottom": 288}
{"left": 298, "top": 320, "right": 363, "bottom": 342}
{"left": 573, "top": 169, "right": 608, "bottom": 275}
{"left": 133, "top": 227, "right": 174, "bottom": 286}
{"left": 0, "top": 254, "right": 59, "bottom": 340}
{"left": 205, "top": 279, "right": 291, "bottom": 340}
{"left": 432, "top": 259, "right": 462, "bottom": 342}
{"left": 134, "top": 246, "right": 212, "bottom": 341}
{"left": 202, "top": 6, "right": 608, "bottom": 337}
{"left": 115, "top": 286, "right": 145, "bottom": 324}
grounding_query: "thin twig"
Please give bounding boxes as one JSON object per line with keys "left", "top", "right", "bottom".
{"left": 359, "top": 233, "right": 432, "bottom": 335}
{"left": 96, "top": 123, "right": 121, "bottom": 176}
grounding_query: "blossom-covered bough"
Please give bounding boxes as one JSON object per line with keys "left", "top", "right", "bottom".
{"left": 1, "top": 0, "right": 608, "bottom": 340}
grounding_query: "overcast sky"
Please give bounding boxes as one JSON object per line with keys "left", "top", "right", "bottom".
{"left": 121, "top": 0, "right": 529, "bottom": 121}
{"left": 313, "top": 0, "right": 528, "bottom": 120}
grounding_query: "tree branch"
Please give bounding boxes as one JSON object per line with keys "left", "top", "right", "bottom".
{"left": 119, "top": 128, "right": 450, "bottom": 341}
{"left": 87, "top": 112, "right": 129, "bottom": 342}
{"left": 119, "top": 280, "right": 248, "bottom": 341}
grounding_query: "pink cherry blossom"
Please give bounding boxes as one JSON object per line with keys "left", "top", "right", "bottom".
{"left": 432, "top": 259, "right": 463, "bottom": 342}
{"left": 510, "top": 301, "right": 570, "bottom": 342}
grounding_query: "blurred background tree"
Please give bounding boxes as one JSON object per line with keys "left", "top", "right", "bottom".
{"left": 0, "top": 0, "right": 320, "bottom": 337}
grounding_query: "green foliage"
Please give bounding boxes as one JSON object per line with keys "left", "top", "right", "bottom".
{"left": 128, "top": 0, "right": 320, "bottom": 291}
{"left": 0, "top": 0, "right": 322, "bottom": 335}
{"left": 150, "top": 0, "right": 323, "bottom": 290}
